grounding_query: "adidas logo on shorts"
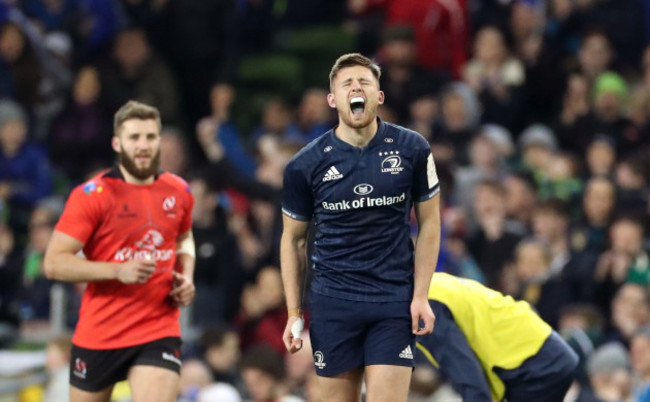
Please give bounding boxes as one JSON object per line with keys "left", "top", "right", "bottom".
{"left": 323, "top": 166, "right": 343, "bottom": 182}
{"left": 399, "top": 345, "right": 413, "bottom": 359}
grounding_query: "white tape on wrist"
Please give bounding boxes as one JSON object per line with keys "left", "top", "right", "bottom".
{"left": 291, "top": 317, "right": 304, "bottom": 339}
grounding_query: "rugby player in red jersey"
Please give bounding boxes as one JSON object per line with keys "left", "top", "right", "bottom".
{"left": 44, "top": 100, "right": 195, "bottom": 402}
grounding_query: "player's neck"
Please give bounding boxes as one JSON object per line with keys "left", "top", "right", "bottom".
{"left": 335, "top": 118, "right": 378, "bottom": 148}
{"left": 118, "top": 165, "right": 155, "bottom": 185}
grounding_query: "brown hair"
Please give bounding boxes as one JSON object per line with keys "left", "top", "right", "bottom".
{"left": 113, "top": 100, "right": 161, "bottom": 135}
{"left": 329, "top": 53, "right": 381, "bottom": 89}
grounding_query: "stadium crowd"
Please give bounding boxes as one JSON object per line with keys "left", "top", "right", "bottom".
{"left": 1, "top": 0, "right": 650, "bottom": 400}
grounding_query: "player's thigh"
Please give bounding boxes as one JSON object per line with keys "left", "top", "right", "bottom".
{"left": 364, "top": 300, "right": 415, "bottom": 368}
{"left": 128, "top": 365, "right": 180, "bottom": 402}
{"left": 70, "top": 385, "right": 114, "bottom": 402}
{"left": 364, "top": 364, "right": 412, "bottom": 402}
{"left": 316, "top": 367, "right": 364, "bottom": 402}
{"left": 309, "top": 292, "right": 367, "bottom": 377}
{"left": 128, "top": 337, "right": 182, "bottom": 402}
{"left": 69, "top": 344, "right": 132, "bottom": 398}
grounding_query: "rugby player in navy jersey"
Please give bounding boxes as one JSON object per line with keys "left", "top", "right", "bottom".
{"left": 280, "top": 53, "right": 441, "bottom": 402}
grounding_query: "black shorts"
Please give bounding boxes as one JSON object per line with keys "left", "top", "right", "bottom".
{"left": 70, "top": 337, "right": 182, "bottom": 392}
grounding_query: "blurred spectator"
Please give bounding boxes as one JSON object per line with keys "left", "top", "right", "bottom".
{"left": 190, "top": 176, "right": 243, "bottom": 325}
{"left": 604, "top": 284, "right": 650, "bottom": 348}
{"left": 294, "top": 88, "right": 332, "bottom": 142}
{"left": 18, "top": 200, "right": 63, "bottom": 322}
{"left": 558, "top": 73, "right": 590, "bottom": 129}
{"left": 464, "top": 25, "right": 525, "bottom": 132}
{"left": 556, "top": 0, "right": 645, "bottom": 71}
{"left": 432, "top": 82, "right": 481, "bottom": 165}
{"left": 155, "top": 0, "right": 238, "bottom": 124}
{"left": 377, "top": 25, "right": 448, "bottom": 125}
{"left": 514, "top": 0, "right": 567, "bottom": 123}
{"left": 504, "top": 172, "right": 537, "bottom": 231}
{"left": 250, "top": 97, "right": 294, "bottom": 142}
{"left": 0, "top": 99, "right": 53, "bottom": 231}
{"left": 407, "top": 94, "right": 438, "bottom": 143}
{"left": 197, "top": 382, "right": 242, "bottom": 402}
{"left": 467, "top": 180, "right": 525, "bottom": 290}
{"left": 178, "top": 359, "right": 214, "bottom": 402}
{"left": 408, "top": 364, "right": 461, "bottom": 402}
{"left": 513, "top": 237, "right": 573, "bottom": 328}
{"left": 563, "top": 71, "right": 639, "bottom": 156}
{"left": 570, "top": 177, "right": 615, "bottom": 254}
{"left": 48, "top": 65, "right": 112, "bottom": 182}
{"left": 454, "top": 132, "right": 510, "bottom": 231}
{"left": 197, "top": 82, "right": 256, "bottom": 176}
{"left": 541, "top": 152, "right": 583, "bottom": 203}
{"left": 576, "top": 30, "right": 614, "bottom": 83}
{"left": 159, "top": 126, "right": 189, "bottom": 177}
{"left": 0, "top": 13, "right": 74, "bottom": 140}
{"left": 200, "top": 325, "right": 241, "bottom": 386}
{"left": 384, "top": 0, "right": 468, "bottom": 78}
{"left": 518, "top": 123, "right": 558, "bottom": 182}
{"left": 595, "top": 219, "right": 649, "bottom": 312}
{"left": 557, "top": 304, "right": 605, "bottom": 387}
{"left": 585, "top": 136, "right": 616, "bottom": 179}
{"left": 44, "top": 334, "right": 71, "bottom": 402}
{"left": 236, "top": 267, "right": 287, "bottom": 355}
{"left": 631, "top": 325, "right": 650, "bottom": 400}
{"left": 481, "top": 124, "right": 516, "bottom": 166}
{"left": 240, "top": 345, "right": 303, "bottom": 402}
{"left": 99, "top": 27, "right": 181, "bottom": 124}
{"left": 614, "top": 156, "right": 649, "bottom": 219}
{"left": 582, "top": 342, "right": 632, "bottom": 402}
{"left": 0, "top": 22, "right": 42, "bottom": 111}
{"left": 627, "top": 84, "right": 650, "bottom": 139}
{"left": 19, "top": 0, "right": 79, "bottom": 35}
{"left": 532, "top": 199, "right": 598, "bottom": 304}
{"left": 250, "top": 97, "right": 318, "bottom": 147}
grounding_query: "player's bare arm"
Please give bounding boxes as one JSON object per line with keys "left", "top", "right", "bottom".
{"left": 168, "top": 230, "right": 196, "bottom": 307}
{"left": 44, "top": 230, "right": 155, "bottom": 283}
{"left": 412, "top": 194, "right": 441, "bottom": 335}
{"left": 280, "top": 214, "right": 310, "bottom": 354}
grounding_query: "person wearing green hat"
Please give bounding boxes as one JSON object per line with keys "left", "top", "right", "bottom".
{"left": 561, "top": 71, "right": 639, "bottom": 156}
{"left": 594, "top": 71, "right": 629, "bottom": 120}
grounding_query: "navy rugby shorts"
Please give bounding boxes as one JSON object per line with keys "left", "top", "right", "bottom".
{"left": 309, "top": 291, "right": 415, "bottom": 377}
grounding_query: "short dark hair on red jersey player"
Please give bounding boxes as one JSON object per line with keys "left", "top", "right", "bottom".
{"left": 329, "top": 53, "right": 381, "bottom": 90}
{"left": 113, "top": 100, "right": 162, "bottom": 135}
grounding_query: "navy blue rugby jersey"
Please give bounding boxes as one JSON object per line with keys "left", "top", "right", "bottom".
{"left": 282, "top": 119, "right": 440, "bottom": 302}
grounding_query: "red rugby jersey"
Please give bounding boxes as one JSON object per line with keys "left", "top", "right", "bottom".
{"left": 55, "top": 168, "right": 194, "bottom": 349}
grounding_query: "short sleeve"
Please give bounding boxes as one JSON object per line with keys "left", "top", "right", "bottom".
{"left": 412, "top": 137, "right": 440, "bottom": 202}
{"left": 282, "top": 160, "right": 314, "bottom": 221}
{"left": 54, "top": 183, "right": 104, "bottom": 244}
{"left": 180, "top": 183, "right": 194, "bottom": 234}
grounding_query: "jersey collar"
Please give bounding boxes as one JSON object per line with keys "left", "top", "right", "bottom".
{"left": 103, "top": 165, "right": 163, "bottom": 182}
{"left": 329, "top": 117, "right": 387, "bottom": 151}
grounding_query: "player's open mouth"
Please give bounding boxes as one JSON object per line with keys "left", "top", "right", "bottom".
{"left": 350, "top": 97, "right": 365, "bottom": 116}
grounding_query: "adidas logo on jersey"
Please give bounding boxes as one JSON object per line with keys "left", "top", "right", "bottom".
{"left": 323, "top": 166, "right": 343, "bottom": 182}
{"left": 399, "top": 345, "right": 413, "bottom": 359}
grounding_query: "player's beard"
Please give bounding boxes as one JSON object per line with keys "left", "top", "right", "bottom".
{"left": 119, "top": 149, "right": 161, "bottom": 180}
{"left": 342, "top": 102, "right": 378, "bottom": 129}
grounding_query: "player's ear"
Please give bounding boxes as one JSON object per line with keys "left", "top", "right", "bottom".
{"left": 327, "top": 93, "right": 336, "bottom": 109}
{"left": 111, "top": 136, "right": 120, "bottom": 153}
{"left": 378, "top": 90, "right": 385, "bottom": 105}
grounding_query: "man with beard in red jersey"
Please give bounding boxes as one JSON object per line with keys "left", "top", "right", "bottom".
{"left": 44, "top": 100, "right": 195, "bottom": 402}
